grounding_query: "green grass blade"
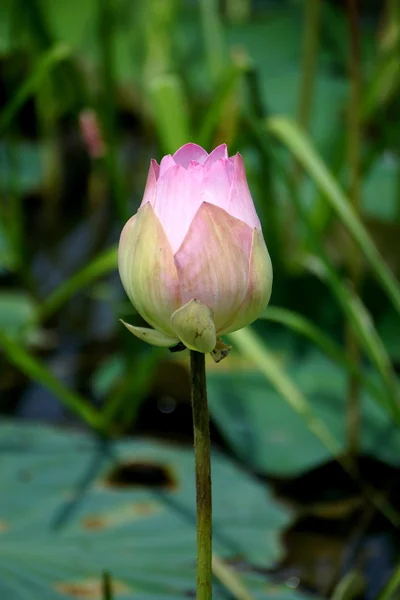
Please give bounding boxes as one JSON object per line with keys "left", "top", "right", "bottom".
{"left": 37, "top": 246, "right": 118, "bottom": 322}
{"left": 267, "top": 116, "right": 400, "bottom": 314}
{"left": 100, "top": 349, "right": 162, "bottom": 431}
{"left": 0, "top": 332, "right": 102, "bottom": 430}
{"left": 260, "top": 306, "right": 385, "bottom": 405}
{"left": 331, "top": 571, "right": 365, "bottom": 600}
{"left": 228, "top": 327, "right": 343, "bottom": 459}
{"left": 0, "top": 43, "right": 71, "bottom": 133}
{"left": 304, "top": 255, "right": 400, "bottom": 420}
{"left": 148, "top": 74, "right": 191, "bottom": 154}
{"left": 212, "top": 554, "right": 255, "bottom": 600}
{"left": 229, "top": 327, "right": 400, "bottom": 526}
{"left": 199, "top": 0, "right": 226, "bottom": 84}
{"left": 197, "top": 59, "right": 247, "bottom": 149}
{"left": 297, "top": 0, "right": 321, "bottom": 131}
{"left": 267, "top": 143, "right": 400, "bottom": 421}
{"left": 98, "top": 0, "right": 127, "bottom": 222}
{"left": 377, "top": 562, "right": 400, "bottom": 600}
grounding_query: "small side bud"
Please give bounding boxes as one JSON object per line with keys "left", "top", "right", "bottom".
{"left": 79, "top": 109, "right": 106, "bottom": 159}
{"left": 210, "top": 338, "right": 232, "bottom": 363}
{"left": 170, "top": 299, "right": 216, "bottom": 353}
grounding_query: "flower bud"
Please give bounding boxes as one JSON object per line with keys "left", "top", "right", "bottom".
{"left": 118, "top": 143, "right": 272, "bottom": 359}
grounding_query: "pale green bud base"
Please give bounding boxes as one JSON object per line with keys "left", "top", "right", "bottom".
{"left": 120, "top": 299, "right": 232, "bottom": 362}
{"left": 171, "top": 299, "right": 216, "bottom": 353}
{"left": 120, "top": 320, "right": 179, "bottom": 347}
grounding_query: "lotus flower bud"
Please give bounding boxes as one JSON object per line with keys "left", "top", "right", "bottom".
{"left": 118, "top": 143, "right": 272, "bottom": 359}
{"left": 79, "top": 109, "right": 106, "bottom": 158}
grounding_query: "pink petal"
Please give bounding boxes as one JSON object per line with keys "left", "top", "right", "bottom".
{"left": 151, "top": 158, "right": 160, "bottom": 179}
{"left": 200, "top": 158, "right": 234, "bottom": 213}
{"left": 227, "top": 154, "right": 260, "bottom": 228}
{"left": 173, "top": 143, "right": 208, "bottom": 168}
{"left": 203, "top": 144, "right": 228, "bottom": 169}
{"left": 140, "top": 159, "right": 159, "bottom": 207}
{"left": 174, "top": 202, "right": 252, "bottom": 330}
{"left": 187, "top": 159, "right": 204, "bottom": 171}
{"left": 159, "top": 154, "right": 176, "bottom": 177}
{"left": 220, "top": 228, "right": 272, "bottom": 335}
{"left": 153, "top": 164, "right": 204, "bottom": 253}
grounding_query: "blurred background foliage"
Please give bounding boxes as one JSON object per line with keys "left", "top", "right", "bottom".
{"left": 0, "top": 0, "right": 400, "bottom": 598}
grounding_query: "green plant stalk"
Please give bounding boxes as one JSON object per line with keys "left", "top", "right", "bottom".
{"left": 346, "top": 0, "right": 362, "bottom": 460}
{"left": 267, "top": 144, "right": 400, "bottom": 421}
{"left": 230, "top": 327, "right": 400, "bottom": 527}
{"left": 200, "top": 0, "right": 225, "bottom": 84}
{"left": 212, "top": 555, "right": 255, "bottom": 600}
{"left": 190, "top": 350, "right": 212, "bottom": 600}
{"left": 397, "top": 153, "right": 400, "bottom": 223}
{"left": 149, "top": 74, "right": 191, "bottom": 155}
{"left": 297, "top": 0, "right": 321, "bottom": 131}
{"left": 37, "top": 246, "right": 118, "bottom": 322}
{"left": 229, "top": 328, "right": 342, "bottom": 459}
{"left": 377, "top": 560, "right": 400, "bottom": 600}
{"left": 98, "top": 0, "right": 127, "bottom": 222}
{"left": 5, "top": 142, "right": 24, "bottom": 274}
{"left": 197, "top": 61, "right": 246, "bottom": 149}
{"left": 292, "top": 0, "right": 321, "bottom": 198}
{"left": 0, "top": 44, "right": 71, "bottom": 134}
{"left": 102, "top": 571, "right": 113, "bottom": 600}
{"left": 331, "top": 570, "right": 365, "bottom": 600}
{"left": 260, "top": 307, "right": 384, "bottom": 404}
{"left": 0, "top": 331, "right": 103, "bottom": 431}
{"left": 267, "top": 116, "right": 400, "bottom": 314}
{"left": 307, "top": 256, "right": 400, "bottom": 417}
{"left": 243, "top": 68, "right": 282, "bottom": 267}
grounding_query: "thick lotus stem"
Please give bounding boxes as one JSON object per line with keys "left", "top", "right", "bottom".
{"left": 190, "top": 350, "right": 212, "bottom": 600}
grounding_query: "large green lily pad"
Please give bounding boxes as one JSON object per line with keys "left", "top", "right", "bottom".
{"left": 208, "top": 351, "right": 400, "bottom": 477}
{"left": 0, "top": 420, "right": 312, "bottom": 599}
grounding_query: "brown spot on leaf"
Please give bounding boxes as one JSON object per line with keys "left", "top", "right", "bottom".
{"left": 82, "top": 517, "right": 104, "bottom": 530}
{"left": 105, "top": 461, "right": 176, "bottom": 490}
{"left": 54, "top": 578, "right": 131, "bottom": 599}
{"left": 82, "top": 500, "right": 161, "bottom": 530}
{"left": 0, "top": 519, "right": 9, "bottom": 533}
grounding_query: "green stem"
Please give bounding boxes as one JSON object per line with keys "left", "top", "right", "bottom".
{"left": 291, "top": 0, "right": 321, "bottom": 254}
{"left": 102, "top": 571, "right": 113, "bottom": 600}
{"left": 190, "top": 350, "right": 212, "bottom": 600}
{"left": 98, "top": 0, "right": 127, "bottom": 222}
{"left": 297, "top": 0, "right": 321, "bottom": 131}
{"left": 346, "top": 0, "right": 362, "bottom": 461}
{"left": 378, "top": 560, "right": 400, "bottom": 600}
{"left": 200, "top": 0, "right": 225, "bottom": 85}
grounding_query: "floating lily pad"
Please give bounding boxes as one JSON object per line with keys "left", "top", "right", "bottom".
{"left": 208, "top": 351, "right": 400, "bottom": 477}
{"left": 0, "top": 420, "right": 313, "bottom": 599}
{"left": 0, "top": 292, "right": 37, "bottom": 339}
